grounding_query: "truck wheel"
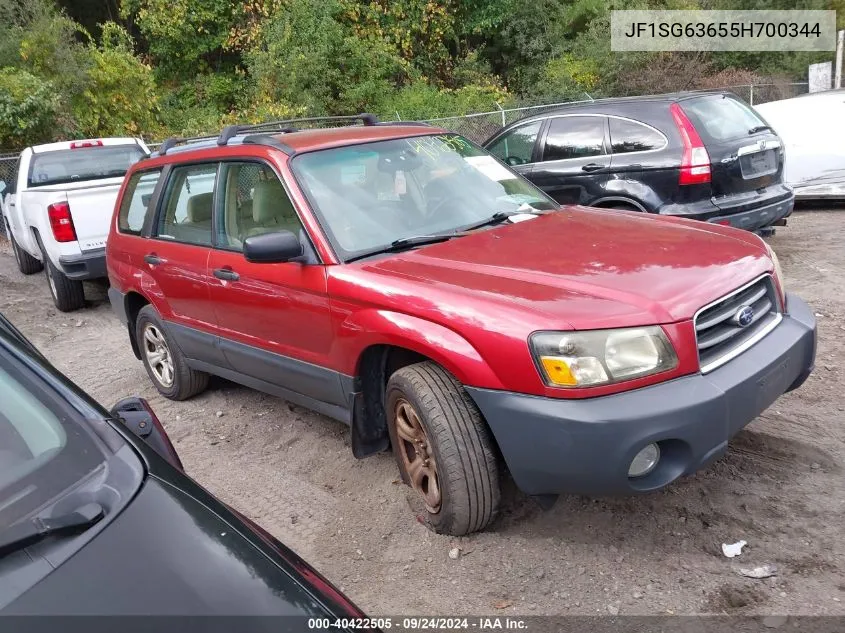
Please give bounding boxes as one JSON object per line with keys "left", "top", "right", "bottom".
{"left": 386, "top": 362, "right": 500, "bottom": 536}
{"left": 44, "top": 255, "right": 85, "bottom": 312}
{"left": 10, "top": 232, "right": 42, "bottom": 275}
{"left": 135, "top": 305, "right": 209, "bottom": 401}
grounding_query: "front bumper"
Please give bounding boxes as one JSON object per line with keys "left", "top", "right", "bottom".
{"left": 58, "top": 248, "right": 107, "bottom": 280}
{"left": 466, "top": 293, "right": 816, "bottom": 496}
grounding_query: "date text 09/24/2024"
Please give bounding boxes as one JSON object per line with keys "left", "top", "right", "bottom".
{"left": 307, "top": 617, "right": 528, "bottom": 630}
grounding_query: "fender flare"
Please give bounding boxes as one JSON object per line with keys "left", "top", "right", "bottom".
{"left": 590, "top": 196, "right": 649, "bottom": 212}
{"left": 338, "top": 309, "right": 504, "bottom": 390}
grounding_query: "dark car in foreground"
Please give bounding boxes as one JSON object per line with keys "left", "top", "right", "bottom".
{"left": 0, "top": 313, "right": 368, "bottom": 628}
{"left": 483, "top": 91, "right": 794, "bottom": 233}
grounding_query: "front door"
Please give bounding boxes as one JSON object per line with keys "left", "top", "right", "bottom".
{"left": 484, "top": 120, "right": 543, "bottom": 178}
{"left": 207, "top": 161, "right": 341, "bottom": 407}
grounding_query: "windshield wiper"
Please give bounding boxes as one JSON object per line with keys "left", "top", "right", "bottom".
{"left": 0, "top": 503, "right": 104, "bottom": 558}
{"left": 461, "top": 209, "right": 544, "bottom": 232}
{"left": 346, "top": 234, "right": 456, "bottom": 263}
{"left": 390, "top": 234, "right": 456, "bottom": 249}
{"left": 748, "top": 125, "right": 773, "bottom": 135}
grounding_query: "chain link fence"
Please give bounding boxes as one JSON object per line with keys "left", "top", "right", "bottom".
{"left": 0, "top": 81, "right": 814, "bottom": 198}
{"left": 420, "top": 82, "right": 810, "bottom": 143}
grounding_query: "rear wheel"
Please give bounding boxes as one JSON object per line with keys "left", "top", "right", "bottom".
{"left": 9, "top": 231, "right": 42, "bottom": 275}
{"left": 43, "top": 253, "right": 85, "bottom": 312}
{"left": 135, "top": 305, "right": 209, "bottom": 400}
{"left": 386, "top": 362, "right": 500, "bottom": 536}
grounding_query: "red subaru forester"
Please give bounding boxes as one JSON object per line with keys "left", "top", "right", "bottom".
{"left": 107, "top": 115, "right": 816, "bottom": 535}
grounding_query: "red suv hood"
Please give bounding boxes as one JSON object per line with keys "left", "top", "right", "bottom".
{"left": 347, "top": 208, "right": 771, "bottom": 330}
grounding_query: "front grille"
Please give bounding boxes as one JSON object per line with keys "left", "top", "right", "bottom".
{"left": 695, "top": 275, "right": 781, "bottom": 373}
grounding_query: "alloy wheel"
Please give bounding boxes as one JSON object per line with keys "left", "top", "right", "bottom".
{"left": 143, "top": 324, "right": 175, "bottom": 387}
{"left": 393, "top": 398, "right": 441, "bottom": 513}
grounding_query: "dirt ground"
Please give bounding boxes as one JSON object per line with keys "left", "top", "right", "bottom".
{"left": 1, "top": 209, "right": 843, "bottom": 617}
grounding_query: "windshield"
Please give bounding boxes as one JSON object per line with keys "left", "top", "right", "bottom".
{"left": 28, "top": 144, "right": 146, "bottom": 188}
{"left": 0, "top": 354, "right": 104, "bottom": 530}
{"left": 291, "top": 134, "right": 558, "bottom": 260}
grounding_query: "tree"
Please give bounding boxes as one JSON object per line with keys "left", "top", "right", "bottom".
{"left": 72, "top": 23, "right": 160, "bottom": 139}
{"left": 0, "top": 68, "right": 62, "bottom": 149}
{"left": 246, "top": 0, "right": 409, "bottom": 116}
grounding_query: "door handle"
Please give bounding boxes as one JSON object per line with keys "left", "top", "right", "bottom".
{"left": 213, "top": 268, "right": 240, "bottom": 282}
{"left": 144, "top": 253, "right": 162, "bottom": 265}
{"left": 581, "top": 163, "right": 605, "bottom": 172}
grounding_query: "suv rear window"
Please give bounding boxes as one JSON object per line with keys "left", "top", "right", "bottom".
{"left": 28, "top": 145, "right": 146, "bottom": 188}
{"left": 680, "top": 95, "right": 768, "bottom": 143}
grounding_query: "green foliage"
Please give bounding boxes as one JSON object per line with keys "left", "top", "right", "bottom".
{"left": 2, "top": 0, "right": 844, "bottom": 150}
{"left": 247, "top": 0, "right": 409, "bottom": 116}
{"left": 382, "top": 80, "right": 512, "bottom": 120}
{"left": 120, "top": 0, "right": 237, "bottom": 76}
{"left": 0, "top": 68, "right": 61, "bottom": 148}
{"left": 72, "top": 23, "right": 160, "bottom": 138}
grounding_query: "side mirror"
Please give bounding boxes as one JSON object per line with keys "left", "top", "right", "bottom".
{"left": 243, "top": 230, "right": 303, "bottom": 263}
{"left": 110, "top": 397, "right": 184, "bottom": 471}
{"left": 0, "top": 180, "right": 6, "bottom": 194}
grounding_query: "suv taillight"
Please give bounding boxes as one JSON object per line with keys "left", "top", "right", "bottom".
{"left": 47, "top": 202, "right": 77, "bottom": 242}
{"left": 670, "top": 102, "right": 711, "bottom": 185}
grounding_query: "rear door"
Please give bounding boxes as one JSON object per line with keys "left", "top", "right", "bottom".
{"left": 679, "top": 95, "right": 787, "bottom": 207}
{"left": 528, "top": 115, "right": 610, "bottom": 205}
{"left": 145, "top": 162, "right": 222, "bottom": 362}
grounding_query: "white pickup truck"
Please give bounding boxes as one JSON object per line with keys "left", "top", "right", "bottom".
{"left": 0, "top": 138, "right": 149, "bottom": 311}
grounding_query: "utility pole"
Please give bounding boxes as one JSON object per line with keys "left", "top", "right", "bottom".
{"left": 836, "top": 29, "right": 844, "bottom": 89}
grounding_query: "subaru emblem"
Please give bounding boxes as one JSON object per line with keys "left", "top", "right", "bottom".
{"left": 734, "top": 305, "right": 754, "bottom": 327}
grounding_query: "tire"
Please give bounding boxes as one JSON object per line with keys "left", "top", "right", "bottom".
{"left": 43, "top": 252, "right": 85, "bottom": 312}
{"left": 135, "top": 305, "right": 209, "bottom": 400}
{"left": 9, "top": 231, "right": 42, "bottom": 275}
{"left": 386, "top": 361, "right": 500, "bottom": 536}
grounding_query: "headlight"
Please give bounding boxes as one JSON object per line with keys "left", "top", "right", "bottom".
{"left": 531, "top": 327, "right": 678, "bottom": 388}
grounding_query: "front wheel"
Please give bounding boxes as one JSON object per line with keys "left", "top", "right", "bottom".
{"left": 386, "top": 362, "right": 501, "bottom": 536}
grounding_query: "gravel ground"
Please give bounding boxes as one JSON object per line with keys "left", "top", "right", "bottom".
{"left": 1, "top": 209, "right": 843, "bottom": 617}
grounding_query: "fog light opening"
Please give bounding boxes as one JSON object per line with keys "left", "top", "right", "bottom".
{"left": 628, "top": 443, "right": 660, "bottom": 478}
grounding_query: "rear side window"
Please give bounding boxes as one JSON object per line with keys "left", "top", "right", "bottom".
{"left": 117, "top": 170, "right": 162, "bottom": 235}
{"left": 609, "top": 118, "right": 666, "bottom": 154}
{"left": 486, "top": 121, "right": 542, "bottom": 166}
{"left": 680, "top": 96, "right": 767, "bottom": 142}
{"left": 28, "top": 145, "right": 146, "bottom": 188}
{"left": 543, "top": 117, "right": 605, "bottom": 161}
{"left": 156, "top": 163, "right": 217, "bottom": 246}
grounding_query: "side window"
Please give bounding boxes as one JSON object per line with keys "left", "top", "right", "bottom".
{"left": 217, "top": 162, "right": 303, "bottom": 251}
{"left": 117, "top": 169, "right": 162, "bottom": 235}
{"left": 542, "top": 117, "right": 605, "bottom": 162}
{"left": 486, "top": 121, "right": 542, "bottom": 166}
{"left": 609, "top": 118, "right": 666, "bottom": 154}
{"left": 156, "top": 163, "right": 217, "bottom": 246}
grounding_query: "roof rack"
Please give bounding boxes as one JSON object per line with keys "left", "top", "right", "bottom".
{"left": 215, "top": 113, "right": 380, "bottom": 147}
{"left": 154, "top": 113, "right": 431, "bottom": 158}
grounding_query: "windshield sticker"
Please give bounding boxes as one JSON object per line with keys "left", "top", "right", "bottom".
{"left": 341, "top": 164, "right": 367, "bottom": 185}
{"left": 464, "top": 155, "right": 517, "bottom": 182}
{"left": 404, "top": 135, "right": 472, "bottom": 160}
